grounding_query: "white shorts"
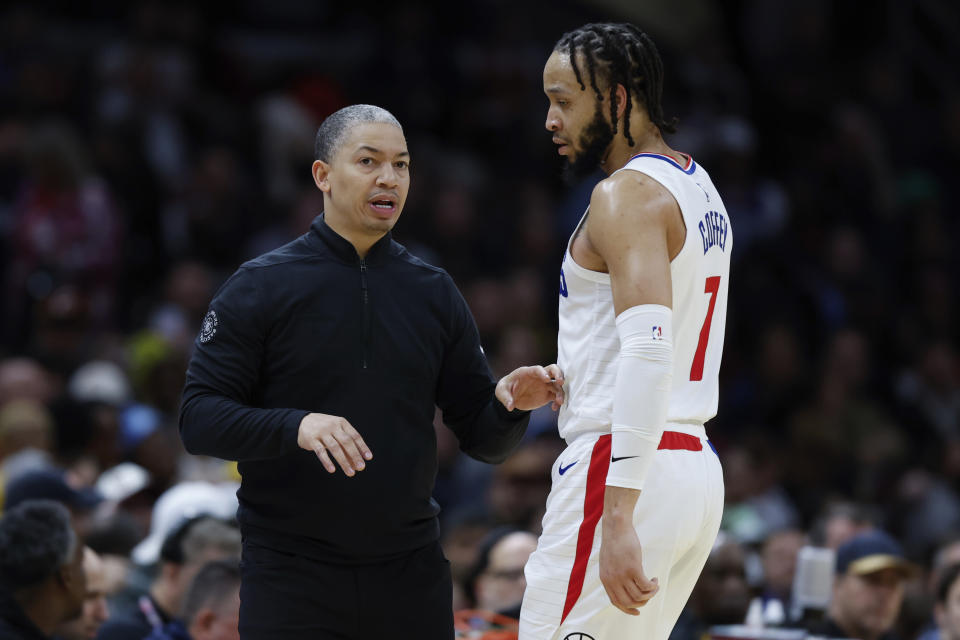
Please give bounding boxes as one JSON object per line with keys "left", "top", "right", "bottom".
{"left": 519, "top": 424, "right": 724, "bottom": 640}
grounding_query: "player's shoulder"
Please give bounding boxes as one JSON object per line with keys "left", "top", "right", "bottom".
{"left": 589, "top": 169, "right": 678, "bottom": 225}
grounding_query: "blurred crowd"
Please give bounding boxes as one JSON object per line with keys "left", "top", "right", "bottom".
{"left": 0, "top": 0, "right": 957, "bottom": 638}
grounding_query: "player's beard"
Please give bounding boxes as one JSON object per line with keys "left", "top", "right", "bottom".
{"left": 562, "top": 105, "right": 614, "bottom": 184}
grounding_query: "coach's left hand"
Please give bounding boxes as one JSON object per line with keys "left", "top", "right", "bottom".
{"left": 496, "top": 364, "right": 565, "bottom": 411}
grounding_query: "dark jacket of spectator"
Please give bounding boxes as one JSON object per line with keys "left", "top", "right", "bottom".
{"left": 0, "top": 585, "right": 49, "bottom": 640}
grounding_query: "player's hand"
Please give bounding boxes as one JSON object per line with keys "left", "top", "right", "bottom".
{"left": 599, "top": 518, "right": 659, "bottom": 615}
{"left": 297, "top": 413, "right": 373, "bottom": 477}
{"left": 496, "top": 364, "right": 565, "bottom": 411}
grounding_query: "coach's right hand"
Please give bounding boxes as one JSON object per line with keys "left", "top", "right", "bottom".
{"left": 297, "top": 413, "right": 373, "bottom": 477}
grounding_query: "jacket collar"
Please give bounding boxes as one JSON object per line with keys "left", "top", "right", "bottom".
{"left": 307, "top": 214, "right": 394, "bottom": 265}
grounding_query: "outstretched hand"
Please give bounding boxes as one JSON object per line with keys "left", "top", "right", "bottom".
{"left": 495, "top": 364, "right": 565, "bottom": 412}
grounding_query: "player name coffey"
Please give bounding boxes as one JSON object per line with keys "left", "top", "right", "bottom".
{"left": 699, "top": 210, "right": 729, "bottom": 254}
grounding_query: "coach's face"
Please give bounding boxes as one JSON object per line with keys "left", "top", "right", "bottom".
{"left": 543, "top": 50, "right": 615, "bottom": 179}
{"left": 313, "top": 122, "right": 410, "bottom": 241}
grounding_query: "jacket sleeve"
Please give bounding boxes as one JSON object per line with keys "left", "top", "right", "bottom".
{"left": 178, "top": 267, "right": 309, "bottom": 461}
{"left": 436, "top": 275, "right": 529, "bottom": 463}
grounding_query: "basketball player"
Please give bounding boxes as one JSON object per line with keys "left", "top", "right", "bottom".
{"left": 519, "top": 23, "right": 731, "bottom": 639}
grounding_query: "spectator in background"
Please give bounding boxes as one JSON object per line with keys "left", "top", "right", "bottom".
{"left": 96, "top": 516, "right": 240, "bottom": 640}
{"left": 58, "top": 362, "right": 131, "bottom": 485}
{"left": 0, "top": 399, "right": 55, "bottom": 483}
{"left": 145, "top": 261, "right": 216, "bottom": 352}
{"left": 6, "top": 121, "right": 122, "bottom": 347}
{"left": 485, "top": 437, "right": 559, "bottom": 532}
{"left": 103, "top": 481, "right": 237, "bottom": 616}
{"left": 670, "top": 535, "right": 752, "bottom": 639}
{"left": 116, "top": 404, "right": 181, "bottom": 492}
{"left": 465, "top": 528, "right": 538, "bottom": 618}
{"left": 3, "top": 468, "right": 104, "bottom": 540}
{"left": 809, "top": 501, "right": 878, "bottom": 549}
{"left": 128, "top": 482, "right": 239, "bottom": 568}
{"left": 755, "top": 528, "right": 806, "bottom": 626}
{"left": 440, "top": 515, "right": 496, "bottom": 612}
{"left": 935, "top": 562, "right": 960, "bottom": 640}
{"left": 144, "top": 560, "right": 241, "bottom": 640}
{"left": 54, "top": 547, "right": 110, "bottom": 640}
{"left": 913, "top": 538, "right": 960, "bottom": 640}
{"left": 0, "top": 500, "right": 87, "bottom": 639}
{"left": 806, "top": 530, "right": 916, "bottom": 640}
{"left": 931, "top": 538, "right": 960, "bottom": 600}
{"left": 0, "top": 358, "right": 56, "bottom": 408}
{"left": 721, "top": 437, "right": 800, "bottom": 545}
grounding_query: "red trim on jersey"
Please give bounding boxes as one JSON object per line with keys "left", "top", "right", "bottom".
{"left": 561, "top": 434, "right": 611, "bottom": 623}
{"left": 658, "top": 430, "right": 702, "bottom": 451}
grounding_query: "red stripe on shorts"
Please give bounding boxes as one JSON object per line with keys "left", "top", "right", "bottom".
{"left": 561, "top": 434, "right": 611, "bottom": 624}
{"left": 658, "top": 430, "right": 702, "bottom": 451}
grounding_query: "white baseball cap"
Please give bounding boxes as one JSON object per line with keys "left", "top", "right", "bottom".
{"left": 131, "top": 481, "right": 239, "bottom": 566}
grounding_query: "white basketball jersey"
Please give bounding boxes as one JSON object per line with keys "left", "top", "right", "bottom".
{"left": 556, "top": 153, "right": 732, "bottom": 442}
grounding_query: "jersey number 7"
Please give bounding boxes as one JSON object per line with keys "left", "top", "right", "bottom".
{"left": 690, "top": 276, "right": 721, "bottom": 381}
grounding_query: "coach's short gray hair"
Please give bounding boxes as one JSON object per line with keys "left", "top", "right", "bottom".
{"left": 314, "top": 104, "right": 403, "bottom": 163}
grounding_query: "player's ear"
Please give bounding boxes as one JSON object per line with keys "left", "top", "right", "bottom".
{"left": 312, "top": 160, "right": 332, "bottom": 193}
{"left": 615, "top": 83, "right": 628, "bottom": 120}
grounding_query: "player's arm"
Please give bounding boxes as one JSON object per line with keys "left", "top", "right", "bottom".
{"left": 587, "top": 171, "right": 679, "bottom": 615}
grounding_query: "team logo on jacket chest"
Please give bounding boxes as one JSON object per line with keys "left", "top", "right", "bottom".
{"left": 199, "top": 310, "right": 218, "bottom": 343}
{"left": 699, "top": 210, "right": 728, "bottom": 254}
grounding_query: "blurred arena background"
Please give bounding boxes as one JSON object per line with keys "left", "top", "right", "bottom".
{"left": 0, "top": 0, "right": 957, "bottom": 638}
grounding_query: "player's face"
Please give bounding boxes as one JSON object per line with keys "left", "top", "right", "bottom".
{"left": 314, "top": 122, "right": 410, "bottom": 241}
{"left": 543, "top": 50, "right": 614, "bottom": 180}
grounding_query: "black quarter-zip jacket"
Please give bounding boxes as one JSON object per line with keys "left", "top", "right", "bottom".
{"left": 179, "top": 215, "right": 529, "bottom": 563}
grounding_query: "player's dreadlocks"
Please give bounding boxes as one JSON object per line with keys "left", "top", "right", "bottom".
{"left": 555, "top": 23, "right": 677, "bottom": 146}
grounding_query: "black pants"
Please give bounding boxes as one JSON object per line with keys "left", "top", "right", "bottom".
{"left": 239, "top": 539, "right": 454, "bottom": 639}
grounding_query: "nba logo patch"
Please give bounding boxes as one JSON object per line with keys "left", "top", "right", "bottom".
{"left": 652, "top": 326, "right": 663, "bottom": 340}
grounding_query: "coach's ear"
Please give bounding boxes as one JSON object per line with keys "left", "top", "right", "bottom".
{"left": 312, "top": 160, "right": 331, "bottom": 193}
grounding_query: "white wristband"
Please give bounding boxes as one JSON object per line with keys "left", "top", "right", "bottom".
{"left": 605, "top": 304, "right": 673, "bottom": 492}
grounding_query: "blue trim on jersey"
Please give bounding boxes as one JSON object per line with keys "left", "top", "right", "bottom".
{"left": 628, "top": 152, "right": 696, "bottom": 175}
